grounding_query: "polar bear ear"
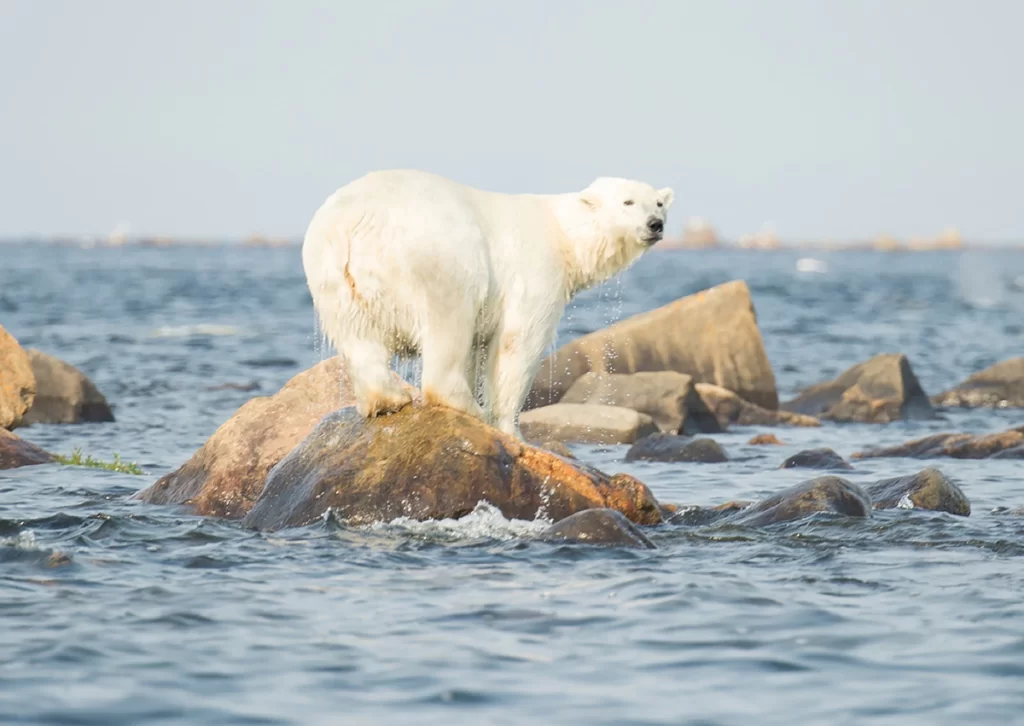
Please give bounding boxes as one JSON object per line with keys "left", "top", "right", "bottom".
{"left": 579, "top": 191, "right": 601, "bottom": 209}
{"left": 658, "top": 188, "right": 675, "bottom": 209}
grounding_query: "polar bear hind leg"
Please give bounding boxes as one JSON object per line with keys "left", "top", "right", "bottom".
{"left": 420, "top": 298, "right": 485, "bottom": 419}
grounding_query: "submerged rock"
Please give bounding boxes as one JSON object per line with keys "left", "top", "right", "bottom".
{"left": 241, "top": 406, "right": 663, "bottom": 531}
{"left": 780, "top": 447, "right": 853, "bottom": 470}
{"left": 525, "top": 280, "right": 779, "bottom": 411}
{"left": 518, "top": 403, "right": 658, "bottom": 445}
{"left": 748, "top": 433, "right": 784, "bottom": 445}
{"left": 852, "top": 427, "right": 1024, "bottom": 460}
{"left": 726, "top": 477, "right": 872, "bottom": 526}
{"left": 781, "top": 354, "right": 933, "bottom": 423}
{"left": 695, "top": 383, "right": 819, "bottom": 428}
{"left": 625, "top": 434, "right": 728, "bottom": 463}
{"left": 0, "top": 429, "right": 54, "bottom": 469}
{"left": 21, "top": 349, "right": 114, "bottom": 425}
{"left": 0, "top": 325, "right": 35, "bottom": 430}
{"left": 135, "top": 357, "right": 364, "bottom": 517}
{"left": 560, "top": 371, "right": 722, "bottom": 434}
{"left": 539, "top": 509, "right": 656, "bottom": 549}
{"left": 932, "top": 358, "right": 1024, "bottom": 409}
{"left": 865, "top": 468, "right": 970, "bottom": 516}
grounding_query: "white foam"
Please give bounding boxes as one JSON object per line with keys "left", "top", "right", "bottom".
{"left": 796, "top": 258, "right": 828, "bottom": 274}
{"left": 366, "top": 501, "right": 550, "bottom": 541}
{"left": 149, "top": 323, "right": 244, "bottom": 338}
{"left": 0, "top": 530, "right": 39, "bottom": 550}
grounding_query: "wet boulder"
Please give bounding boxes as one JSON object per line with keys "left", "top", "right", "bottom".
{"left": 625, "top": 434, "right": 728, "bottom": 463}
{"left": 136, "top": 357, "right": 365, "bottom": 518}
{"left": 726, "top": 476, "right": 872, "bottom": 526}
{"left": 932, "top": 358, "right": 1024, "bottom": 409}
{"left": 865, "top": 468, "right": 970, "bottom": 516}
{"left": 852, "top": 427, "right": 1024, "bottom": 460}
{"left": 695, "top": 384, "right": 819, "bottom": 428}
{"left": 781, "top": 354, "right": 933, "bottom": 423}
{"left": 780, "top": 447, "right": 853, "bottom": 470}
{"left": 525, "top": 280, "right": 779, "bottom": 411}
{"left": 241, "top": 406, "right": 663, "bottom": 531}
{"left": 0, "top": 429, "right": 54, "bottom": 469}
{"left": 539, "top": 508, "right": 656, "bottom": 549}
{"left": 21, "top": 349, "right": 115, "bottom": 425}
{"left": 0, "top": 325, "right": 35, "bottom": 430}
{"left": 560, "top": 371, "right": 722, "bottom": 434}
{"left": 518, "top": 403, "right": 658, "bottom": 445}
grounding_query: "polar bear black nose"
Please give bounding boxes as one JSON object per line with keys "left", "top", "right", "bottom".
{"left": 647, "top": 217, "right": 664, "bottom": 235}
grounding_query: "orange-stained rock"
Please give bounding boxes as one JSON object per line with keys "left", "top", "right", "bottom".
{"left": 696, "top": 383, "right": 819, "bottom": 428}
{"left": 241, "top": 406, "right": 663, "bottom": 531}
{"left": 135, "top": 357, "right": 364, "bottom": 518}
{"left": 932, "top": 357, "right": 1024, "bottom": 409}
{"left": 852, "top": 427, "right": 1024, "bottom": 460}
{"left": 0, "top": 428, "right": 53, "bottom": 469}
{"left": 781, "top": 354, "right": 933, "bottom": 423}
{"left": 525, "top": 280, "right": 779, "bottom": 411}
{"left": 865, "top": 468, "right": 970, "bottom": 516}
{"left": 0, "top": 325, "right": 35, "bottom": 430}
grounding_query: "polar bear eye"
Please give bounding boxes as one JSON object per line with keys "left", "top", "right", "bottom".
{"left": 623, "top": 200, "right": 634, "bottom": 206}
{"left": 657, "top": 201, "right": 663, "bottom": 208}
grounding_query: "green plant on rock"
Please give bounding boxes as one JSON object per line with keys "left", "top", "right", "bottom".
{"left": 55, "top": 447, "right": 144, "bottom": 475}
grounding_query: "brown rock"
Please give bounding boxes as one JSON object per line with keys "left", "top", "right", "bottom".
{"left": 780, "top": 447, "right": 853, "bottom": 470}
{"left": 748, "top": 433, "right": 784, "bottom": 445}
{"left": 561, "top": 371, "right": 721, "bottom": 434}
{"left": 852, "top": 427, "right": 1024, "bottom": 460}
{"left": 727, "top": 476, "right": 872, "bottom": 526}
{"left": 0, "top": 428, "right": 54, "bottom": 469}
{"left": 241, "top": 406, "right": 663, "bottom": 531}
{"left": 0, "top": 325, "right": 35, "bottom": 430}
{"left": 625, "top": 434, "right": 728, "bottom": 463}
{"left": 932, "top": 358, "right": 1024, "bottom": 408}
{"left": 525, "top": 280, "right": 779, "bottom": 411}
{"left": 865, "top": 468, "right": 970, "bottom": 516}
{"left": 518, "top": 403, "right": 658, "bottom": 445}
{"left": 21, "top": 350, "right": 115, "bottom": 425}
{"left": 539, "top": 508, "right": 656, "bottom": 549}
{"left": 781, "top": 354, "right": 933, "bottom": 423}
{"left": 135, "top": 357, "right": 362, "bottom": 518}
{"left": 696, "top": 383, "right": 820, "bottom": 428}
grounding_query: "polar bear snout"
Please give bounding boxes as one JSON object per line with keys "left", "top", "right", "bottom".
{"left": 644, "top": 216, "right": 664, "bottom": 244}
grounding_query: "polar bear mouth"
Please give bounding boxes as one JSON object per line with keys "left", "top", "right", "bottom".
{"left": 642, "top": 232, "right": 663, "bottom": 246}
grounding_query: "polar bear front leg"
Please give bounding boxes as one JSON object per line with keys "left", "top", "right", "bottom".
{"left": 488, "top": 326, "right": 551, "bottom": 439}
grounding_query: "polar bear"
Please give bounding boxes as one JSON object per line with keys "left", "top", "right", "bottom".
{"left": 302, "top": 169, "right": 673, "bottom": 437}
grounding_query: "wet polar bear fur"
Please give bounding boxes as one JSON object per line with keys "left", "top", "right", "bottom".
{"left": 302, "top": 169, "right": 674, "bottom": 437}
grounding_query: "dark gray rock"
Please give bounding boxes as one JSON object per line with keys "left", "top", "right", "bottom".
{"left": 625, "top": 434, "right": 728, "bottom": 463}
{"left": 780, "top": 447, "right": 853, "bottom": 470}
{"left": 539, "top": 509, "right": 656, "bottom": 549}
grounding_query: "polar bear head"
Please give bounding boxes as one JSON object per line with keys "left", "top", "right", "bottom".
{"left": 581, "top": 177, "right": 675, "bottom": 249}
{"left": 561, "top": 177, "right": 675, "bottom": 295}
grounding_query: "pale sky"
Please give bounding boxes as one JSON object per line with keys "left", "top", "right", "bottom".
{"left": 1, "top": 0, "right": 1021, "bottom": 242}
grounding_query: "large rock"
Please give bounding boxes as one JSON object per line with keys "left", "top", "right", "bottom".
{"left": 135, "top": 357, "right": 361, "bottom": 518}
{"left": 779, "top": 447, "right": 853, "bottom": 471}
{"left": 852, "top": 427, "right": 1024, "bottom": 460}
{"left": 865, "top": 468, "right": 970, "bottom": 516}
{"left": 560, "top": 371, "right": 721, "bottom": 434}
{"left": 625, "top": 434, "right": 728, "bottom": 463}
{"left": 518, "top": 403, "right": 658, "bottom": 445}
{"left": 727, "top": 477, "right": 872, "bottom": 526}
{"left": 21, "top": 349, "right": 115, "bottom": 425}
{"left": 539, "top": 509, "right": 656, "bottom": 549}
{"left": 0, "top": 429, "right": 54, "bottom": 469}
{"left": 932, "top": 358, "right": 1024, "bottom": 408}
{"left": 695, "top": 383, "right": 819, "bottom": 428}
{"left": 525, "top": 280, "right": 778, "bottom": 411}
{"left": 0, "top": 325, "right": 35, "bottom": 430}
{"left": 241, "top": 406, "right": 663, "bottom": 531}
{"left": 781, "top": 354, "right": 933, "bottom": 423}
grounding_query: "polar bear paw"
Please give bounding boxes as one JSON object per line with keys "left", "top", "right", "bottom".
{"left": 357, "top": 384, "right": 414, "bottom": 418}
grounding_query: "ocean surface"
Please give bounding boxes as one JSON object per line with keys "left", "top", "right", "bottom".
{"left": 2, "top": 244, "right": 1024, "bottom": 725}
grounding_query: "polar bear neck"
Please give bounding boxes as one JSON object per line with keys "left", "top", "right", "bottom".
{"left": 546, "top": 193, "right": 644, "bottom": 301}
